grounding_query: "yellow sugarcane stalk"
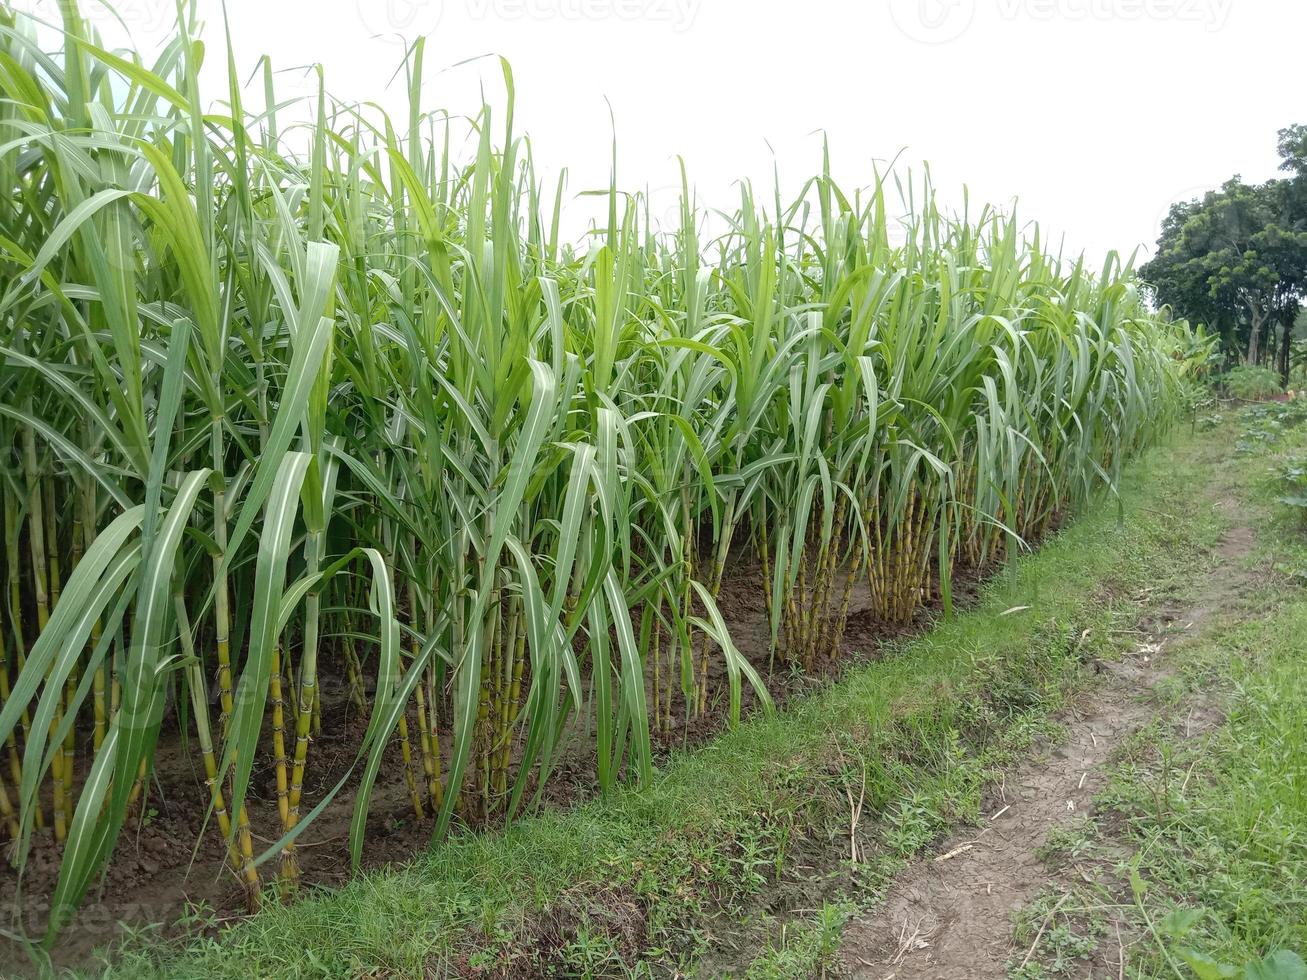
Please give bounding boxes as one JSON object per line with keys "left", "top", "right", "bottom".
{"left": 0, "top": 769, "right": 18, "bottom": 843}
{"left": 413, "top": 676, "right": 436, "bottom": 797}
{"left": 80, "top": 485, "right": 107, "bottom": 754}
{"left": 284, "top": 521, "right": 328, "bottom": 890}
{"left": 0, "top": 621, "right": 24, "bottom": 815}
{"left": 268, "top": 645, "right": 290, "bottom": 832}
{"left": 813, "top": 496, "right": 847, "bottom": 663}
{"left": 175, "top": 595, "right": 260, "bottom": 909}
{"left": 397, "top": 712, "right": 425, "bottom": 819}
{"left": 834, "top": 550, "right": 863, "bottom": 655}
{"left": 815, "top": 509, "right": 847, "bottom": 660}
{"left": 62, "top": 676, "right": 76, "bottom": 827}
{"left": 394, "top": 677, "right": 425, "bottom": 820}
{"left": 495, "top": 611, "right": 526, "bottom": 798}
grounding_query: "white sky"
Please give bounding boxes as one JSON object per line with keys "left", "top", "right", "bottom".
{"left": 16, "top": 0, "right": 1305, "bottom": 264}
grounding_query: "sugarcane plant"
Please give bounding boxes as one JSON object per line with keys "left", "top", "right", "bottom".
{"left": 0, "top": 0, "right": 1197, "bottom": 944}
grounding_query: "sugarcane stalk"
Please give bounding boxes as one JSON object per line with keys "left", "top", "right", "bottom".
{"left": 698, "top": 492, "right": 736, "bottom": 715}
{"left": 22, "top": 423, "right": 63, "bottom": 841}
{"left": 477, "top": 593, "right": 500, "bottom": 819}
{"left": 651, "top": 602, "right": 662, "bottom": 736}
{"left": 110, "top": 627, "right": 121, "bottom": 719}
{"left": 382, "top": 517, "right": 425, "bottom": 821}
{"left": 813, "top": 497, "right": 847, "bottom": 662}
{"left": 311, "top": 677, "right": 321, "bottom": 738}
{"left": 757, "top": 518, "right": 774, "bottom": 632}
{"left": 21, "top": 425, "right": 48, "bottom": 634}
{"left": 0, "top": 768, "right": 18, "bottom": 843}
{"left": 210, "top": 418, "right": 236, "bottom": 731}
{"left": 495, "top": 605, "right": 525, "bottom": 798}
{"left": 268, "top": 644, "right": 291, "bottom": 833}
{"left": 44, "top": 471, "right": 71, "bottom": 846}
{"left": 42, "top": 476, "right": 60, "bottom": 613}
{"left": 395, "top": 670, "right": 425, "bottom": 820}
{"left": 0, "top": 621, "right": 24, "bottom": 829}
{"left": 406, "top": 579, "right": 436, "bottom": 810}
{"left": 490, "top": 599, "right": 514, "bottom": 801}
{"left": 284, "top": 516, "right": 327, "bottom": 889}
{"left": 342, "top": 628, "right": 367, "bottom": 717}
{"left": 795, "top": 538, "right": 810, "bottom": 663}
{"left": 679, "top": 476, "right": 694, "bottom": 727}
{"left": 782, "top": 535, "right": 801, "bottom": 662}
{"left": 424, "top": 595, "right": 443, "bottom": 808}
{"left": 174, "top": 593, "right": 260, "bottom": 909}
{"left": 834, "top": 548, "right": 862, "bottom": 650}
{"left": 282, "top": 639, "right": 299, "bottom": 730}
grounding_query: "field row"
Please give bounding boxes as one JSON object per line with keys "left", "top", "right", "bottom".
{"left": 0, "top": 3, "right": 1205, "bottom": 943}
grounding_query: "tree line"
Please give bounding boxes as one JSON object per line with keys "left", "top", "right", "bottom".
{"left": 1141, "top": 125, "right": 1307, "bottom": 383}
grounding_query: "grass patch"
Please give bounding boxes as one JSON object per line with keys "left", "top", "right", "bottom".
{"left": 738, "top": 901, "right": 854, "bottom": 979}
{"left": 82, "top": 430, "right": 1227, "bottom": 979}
{"left": 1103, "top": 603, "right": 1307, "bottom": 978}
{"left": 1014, "top": 404, "right": 1307, "bottom": 980}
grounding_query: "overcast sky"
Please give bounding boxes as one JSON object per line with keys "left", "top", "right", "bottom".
{"left": 19, "top": 0, "right": 1304, "bottom": 264}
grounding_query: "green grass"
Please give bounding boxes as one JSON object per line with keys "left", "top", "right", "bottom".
{"left": 1022, "top": 602, "right": 1307, "bottom": 980}
{"left": 1127, "top": 606, "right": 1307, "bottom": 978}
{"left": 1013, "top": 405, "right": 1307, "bottom": 980}
{"left": 64, "top": 426, "right": 1231, "bottom": 979}
{"left": 739, "top": 901, "right": 854, "bottom": 979}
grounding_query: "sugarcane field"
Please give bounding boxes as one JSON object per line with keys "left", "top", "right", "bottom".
{"left": 0, "top": 1, "right": 1305, "bottom": 977}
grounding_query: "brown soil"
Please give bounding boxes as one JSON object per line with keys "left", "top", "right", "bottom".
{"left": 837, "top": 505, "right": 1259, "bottom": 979}
{"left": 0, "top": 538, "right": 981, "bottom": 975}
{"left": 0, "top": 685, "right": 436, "bottom": 976}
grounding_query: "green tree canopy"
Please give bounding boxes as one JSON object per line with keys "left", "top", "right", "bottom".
{"left": 1141, "top": 126, "right": 1307, "bottom": 381}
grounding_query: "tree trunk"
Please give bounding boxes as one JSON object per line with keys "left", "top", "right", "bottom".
{"left": 1247, "top": 306, "right": 1266, "bottom": 365}
{"left": 1280, "top": 320, "right": 1292, "bottom": 388}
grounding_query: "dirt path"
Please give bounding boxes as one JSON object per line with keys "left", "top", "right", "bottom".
{"left": 837, "top": 509, "right": 1257, "bottom": 979}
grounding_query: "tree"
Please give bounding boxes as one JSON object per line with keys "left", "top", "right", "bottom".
{"left": 1278, "top": 123, "right": 1307, "bottom": 178}
{"left": 1141, "top": 127, "right": 1307, "bottom": 383}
